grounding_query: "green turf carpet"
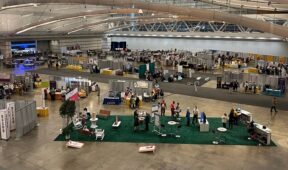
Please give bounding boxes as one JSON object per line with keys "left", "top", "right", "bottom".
{"left": 55, "top": 115, "right": 276, "bottom": 146}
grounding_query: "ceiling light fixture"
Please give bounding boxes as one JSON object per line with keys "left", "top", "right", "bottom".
{"left": 1, "top": 3, "right": 38, "bottom": 10}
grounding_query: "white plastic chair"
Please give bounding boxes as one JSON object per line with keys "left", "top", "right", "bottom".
{"left": 73, "top": 118, "right": 83, "bottom": 130}
{"left": 95, "top": 129, "right": 105, "bottom": 140}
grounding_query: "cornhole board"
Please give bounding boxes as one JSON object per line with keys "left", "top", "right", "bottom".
{"left": 139, "top": 145, "right": 156, "bottom": 153}
{"left": 66, "top": 141, "right": 84, "bottom": 149}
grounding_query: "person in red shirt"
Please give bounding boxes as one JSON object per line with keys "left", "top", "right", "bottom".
{"left": 170, "top": 101, "right": 175, "bottom": 117}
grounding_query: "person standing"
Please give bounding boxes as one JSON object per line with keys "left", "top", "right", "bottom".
{"left": 135, "top": 96, "right": 140, "bottom": 108}
{"left": 144, "top": 113, "right": 150, "bottom": 131}
{"left": 160, "top": 100, "right": 166, "bottom": 116}
{"left": 96, "top": 84, "right": 100, "bottom": 97}
{"left": 134, "top": 110, "right": 139, "bottom": 131}
{"left": 221, "top": 113, "right": 228, "bottom": 128}
{"left": 270, "top": 97, "right": 278, "bottom": 115}
{"left": 192, "top": 106, "right": 199, "bottom": 125}
{"left": 228, "top": 109, "right": 234, "bottom": 129}
{"left": 186, "top": 107, "right": 191, "bottom": 126}
{"left": 170, "top": 101, "right": 175, "bottom": 117}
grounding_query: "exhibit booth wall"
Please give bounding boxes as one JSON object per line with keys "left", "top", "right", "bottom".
{"left": 111, "top": 37, "right": 288, "bottom": 57}
{"left": 0, "top": 100, "right": 37, "bottom": 138}
{"left": 109, "top": 80, "right": 153, "bottom": 96}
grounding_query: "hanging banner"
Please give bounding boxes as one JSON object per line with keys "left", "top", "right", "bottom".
{"left": 6, "top": 102, "right": 16, "bottom": 130}
{"left": 65, "top": 88, "right": 79, "bottom": 100}
{"left": 0, "top": 109, "right": 10, "bottom": 140}
{"left": 279, "top": 57, "right": 286, "bottom": 64}
{"left": 266, "top": 56, "right": 273, "bottom": 62}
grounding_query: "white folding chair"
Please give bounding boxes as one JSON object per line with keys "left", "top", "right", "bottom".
{"left": 73, "top": 118, "right": 83, "bottom": 130}
{"left": 95, "top": 129, "right": 105, "bottom": 140}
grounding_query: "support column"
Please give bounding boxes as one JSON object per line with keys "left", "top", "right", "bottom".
{"left": 0, "top": 41, "right": 12, "bottom": 62}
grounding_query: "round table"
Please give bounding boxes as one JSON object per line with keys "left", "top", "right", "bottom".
{"left": 217, "top": 127, "right": 227, "bottom": 132}
{"left": 90, "top": 118, "right": 98, "bottom": 129}
{"left": 168, "top": 121, "right": 177, "bottom": 125}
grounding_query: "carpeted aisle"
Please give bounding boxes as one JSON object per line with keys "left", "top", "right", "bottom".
{"left": 55, "top": 116, "right": 275, "bottom": 146}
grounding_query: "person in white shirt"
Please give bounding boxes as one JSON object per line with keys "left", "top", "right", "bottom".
{"left": 221, "top": 113, "right": 229, "bottom": 128}
{"left": 192, "top": 106, "right": 199, "bottom": 125}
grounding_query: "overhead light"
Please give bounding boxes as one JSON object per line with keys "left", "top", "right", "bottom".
{"left": 151, "top": 13, "right": 154, "bottom": 16}
{"left": 1, "top": 3, "right": 38, "bottom": 10}
{"left": 270, "top": 37, "right": 280, "bottom": 40}
{"left": 16, "top": 20, "right": 58, "bottom": 34}
{"left": 22, "top": 13, "right": 33, "bottom": 18}
{"left": 235, "top": 37, "right": 243, "bottom": 39}
{"left": 138, "top": 9, "right": 143, "bottom": 14}
{"left": 68, "top": 28, "right": 85, "bottom": 35}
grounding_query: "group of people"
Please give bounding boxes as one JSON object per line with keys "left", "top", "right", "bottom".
{"left": 185, "top": 106, "right": 203, "bottom": 126}
{"left": 221, "top": 108, "right": 239, "bottom": 129}
{"left": 257, "top": 63, "right": 287, "bottom": 76}
{"left": 229, "top": 80, "right": 239, "bottom": 92}
{"left": 133, "top": 109, "right": 150, "bottom": 131}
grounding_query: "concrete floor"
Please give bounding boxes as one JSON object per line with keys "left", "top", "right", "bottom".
{"left": 0, "top": 70, "right": 288, "bottom": 170}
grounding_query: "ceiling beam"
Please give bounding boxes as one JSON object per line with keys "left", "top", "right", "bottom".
{"left": 4, "top": 0, "right": 288, "bottom": 38}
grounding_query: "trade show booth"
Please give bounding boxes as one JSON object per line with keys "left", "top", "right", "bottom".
{"left": 0, "top": 100, "right": 37, "bottom": 139}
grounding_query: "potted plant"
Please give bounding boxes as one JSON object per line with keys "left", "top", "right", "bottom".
{"left": 59, "top": 100, "right": 76, "bottom": 139}
{"left": 62, "top": 124, "right": 73, "bottom": 140}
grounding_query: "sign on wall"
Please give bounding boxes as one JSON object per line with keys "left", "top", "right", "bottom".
{"left": 6, "top": 102, "right": 16, "bottom": 130}
{"left": 0, "top": 109, "right": 10, "bottom": 140}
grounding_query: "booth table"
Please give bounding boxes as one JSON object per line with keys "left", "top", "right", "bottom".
{"left": 264, "top": 88, "right": 282, "bottom": 97}
{"left": 167, "top": 121, "right": 178, "bottom": 137}
{"left": 124, "top": 96, "right": 143, "bottom": 107}
{"left": 236, "top": 109, "right": 253, "bottom": 125}
{"left": 103, "top": 97, "right": 121, "bottom": 105}
{"left": 102, "top": 69, "right": 113, "bottom": 75}
{"left": 254, "top": 123, "right": 271, "bottom": 145}
{"left": 90, "top": 118, "right": 98, "bottom": 129}
{"left": 198, "top": 119, "right": 209, "bottom": 132}
{"left": 37, "top": 107, "right": 49, "bottom": 117}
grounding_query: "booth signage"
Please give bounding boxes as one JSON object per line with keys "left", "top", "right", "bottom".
{"left": 0, "top": 109, "right": 10, "bottom": 140}
{"left": 65, "top": 88, "right": 78, "bottom": 100}
{"left": 6, "top": 102, "right": 16, "bottom": 130}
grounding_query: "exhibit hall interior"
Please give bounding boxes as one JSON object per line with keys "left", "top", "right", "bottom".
{"left": 1, "top": 0, "right": 288, "bottom": 170}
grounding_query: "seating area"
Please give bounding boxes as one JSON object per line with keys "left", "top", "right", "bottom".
{"left": 55, "top": 115, "right": 275, "bottom": 146}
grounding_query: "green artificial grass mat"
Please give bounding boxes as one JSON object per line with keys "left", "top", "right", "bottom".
{"left": 55, "top": 115, "right": 276, "bottom": 146}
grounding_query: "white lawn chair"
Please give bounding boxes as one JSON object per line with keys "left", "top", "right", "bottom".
{"left": 73, "top": 118, "right": 83, "bottom": 130}
{"left": 95, "top": 129, "right": 105, "bottom": 140}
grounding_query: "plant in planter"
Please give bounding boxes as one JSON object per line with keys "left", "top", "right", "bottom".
{"left": 62, "top": 124, "right": 74, "bottom": 140}
{"left": 59, "top": 100, "right": 76, "bottom": 139}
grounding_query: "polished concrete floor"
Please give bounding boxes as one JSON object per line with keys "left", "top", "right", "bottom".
{"left": 0, "top": 71, "right": 288, "bottom": 170}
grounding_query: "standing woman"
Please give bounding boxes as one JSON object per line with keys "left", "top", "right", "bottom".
{"left": 160, "top": 100, "right": 166, "bottom": 116}
{"left": 186, "top": 107, "right": 191, "bottom": 126}
{"left": 229, "top": 109, "right": 234, "bottom": 129}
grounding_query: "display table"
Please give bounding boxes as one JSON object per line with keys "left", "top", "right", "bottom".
{"left": 236, "top": 109, "right": 253, "bottom": 124}
{"left": 55, "top": 92, "right": 62, "bottom": 100}
{"left": 112, "top": 121, "right": 121, "bottom": 128}
{"left": 254, "top": 123, "right": 271, "bottom": 145}
{"left": 247, "top": 68, "right": 258, "bottom": 74}
{"left": 124, "top": 97, "right": 143, "bottom": 107}
{"left": 37, "top": 107, "right": 49, "bottom": 117}
{"left": 198, "top": 119, "right": 209, "bottom": 132}
{"left": 264, "top": 88, "right": 282, "bottom": 97}
{"left": 217, "top": 127, "right": 227, "bottom": 132}
{"left": 102, "top": 69, "right": 113, "bottom": 75}
{"left": 90, "top": 118, "right": 98, "bottom": 129}
{"left": 103, "top": 97, "right": 121, "bottom": 105}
